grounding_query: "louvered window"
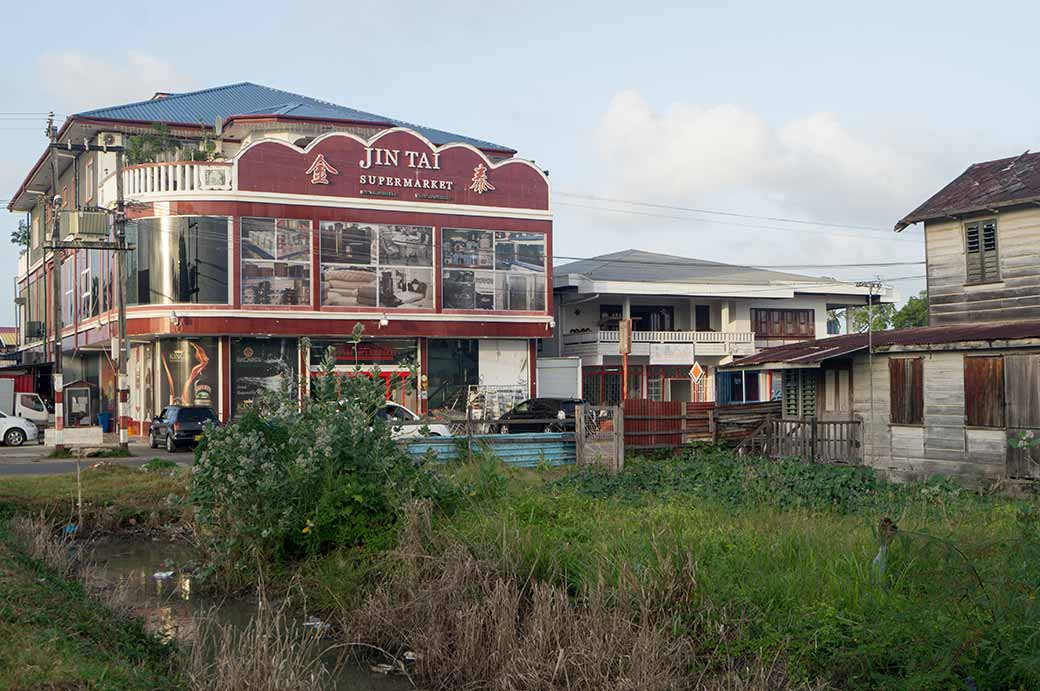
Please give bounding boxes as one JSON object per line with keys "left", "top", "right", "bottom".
{"left": 965, "top": 220, "right": 1000, "bottom": 284}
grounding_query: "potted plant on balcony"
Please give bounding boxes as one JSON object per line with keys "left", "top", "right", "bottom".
{"left": 125, "top": 124, "right": 221, "bottom": 164}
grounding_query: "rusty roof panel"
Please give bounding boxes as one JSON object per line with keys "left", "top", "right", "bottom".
{"left": 895, "top": 151, "right": 1040, "bottom": 230}
{"left": 726, "top": 320, "right": 1040, "bottom": 368}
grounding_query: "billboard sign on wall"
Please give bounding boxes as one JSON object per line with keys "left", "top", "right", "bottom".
{"left": 231, "top": 338, "right": 298, "bottom": 416}
{"left": 157, "top": 338, "right": 218, "bottom": 409}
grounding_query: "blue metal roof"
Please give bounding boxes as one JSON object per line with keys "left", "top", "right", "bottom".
{"left": 75, "top": 82, "right": 514, "bottom": 152}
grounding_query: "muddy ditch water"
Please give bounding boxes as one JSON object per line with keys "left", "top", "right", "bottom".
{"left": 87, "top": 539, "right": 412, "bottom": 691}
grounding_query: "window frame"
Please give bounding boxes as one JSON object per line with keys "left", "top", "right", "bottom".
{"left": 241, "top": 217, "right": 313, "bottom": 307}
{"left": 889, "top": 357, "right": 924, "bottom": 426}
{"left": 84, "top": 159, "right": 95, "bottom": 204}
{"left": 751, "top": 308, "right": 815, "bottom": 340}
{"left": 964, "top": 218, "right": 1000, "bottom": 285}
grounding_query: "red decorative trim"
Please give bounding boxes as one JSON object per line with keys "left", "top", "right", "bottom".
{"left": 124, "top": 316, "right": 544, "bottom": 339}
{"left": 528, "top": 339, "right": 537, "bottom": 398}
{"left": 419, "top": 336, "right": 429, "bottom": 415}
{"left": 220, "top": 336, "right": 231, "bottom": 423}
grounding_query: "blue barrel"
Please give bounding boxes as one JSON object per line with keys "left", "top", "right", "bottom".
{"left": 97, "top": 413, "right": 112, "bottom": 432}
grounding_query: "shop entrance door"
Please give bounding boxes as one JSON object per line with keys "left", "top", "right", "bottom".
{"left": 668, "top": 379, "right": 692, "bottom": 402}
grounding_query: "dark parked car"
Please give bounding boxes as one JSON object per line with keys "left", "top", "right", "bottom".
{"left": 497, "top": 397, "right": 585, "bottom": 434}
{"left": 149, "top": 405, "right": 220, "bottom": 452}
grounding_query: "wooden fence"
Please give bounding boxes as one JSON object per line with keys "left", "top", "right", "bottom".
{"left": 765, "top": 418, "right": 862, "bottom": 463}
{"left": 716, "top": 401, "right": 782, "bottom": 446}
{"left": 622, "top": 400, "right": 781, "bottom": 450}
{"left": 622, "top": 399, "right": 714, "bottom": 449}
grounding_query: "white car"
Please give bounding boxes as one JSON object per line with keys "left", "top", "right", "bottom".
{"left": 0, "top": 411, "right": 39, "bottom": 446}
{"left": 376, "top": 402, "right": 452, "bottom": 439}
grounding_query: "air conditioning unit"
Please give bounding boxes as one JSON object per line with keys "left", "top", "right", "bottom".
{"left": 96, "top": 132, "right": 123, "bottom": 148}
{"left": 61, "top": 210, "right": 109, "bottom": 238}
{"left": 26, "top": 321, "right": 45, "bottom": 340}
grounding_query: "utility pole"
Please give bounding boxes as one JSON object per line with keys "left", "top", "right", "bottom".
{"left": 856, "top": 277, "right": 883, "bottom": 459}
{"left": 41, "top": 129, "right": 127, "bottom": 450}
{"left": 114, "top": 152, "right": 129, "bottom": 449}
{"left": 46, "top": 112, "right": 65, "bottom": 451}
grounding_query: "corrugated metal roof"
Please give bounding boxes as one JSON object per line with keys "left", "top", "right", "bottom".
{"left": 553, "top": 249, "right": 852, "bottom": 287}
{"left": 895, "top": 151, "right": 1040, "bottom": 230}
{"left": 75, "top": 82, "right": 514, "bottom": 152}
{"left": 726, "top": 319, "right": 1040, "bottom": 368}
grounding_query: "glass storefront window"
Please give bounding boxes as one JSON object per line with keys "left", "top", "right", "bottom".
{"left": 319, "top": 222, "right": 433, "bottom": 309}
{"left": 125, "top": 216, "right": 229, "bottom": 305}
{"left": 231, "top": 337, "right": 298, "bottom": 416}
{"left": 241, "top": 218, "right": 311, "bottom": 306}
{"left": 309, "top": 338, "right": 417, "bottom": 368}
{"left": 441, "top": 229, "right": 546, "bottom": 311}
{"left": 426, "top": 339, "right": 478, "bottom": 411}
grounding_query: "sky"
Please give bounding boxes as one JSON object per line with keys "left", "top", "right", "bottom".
{"left": 3, "top": 0, "right": 1040, "bottom": 324}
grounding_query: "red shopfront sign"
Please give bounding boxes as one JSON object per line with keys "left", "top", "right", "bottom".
{"left": 236, "top": 129, "right": 550, "bottom": 211}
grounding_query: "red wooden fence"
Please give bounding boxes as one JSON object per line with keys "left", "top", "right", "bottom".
{"left": 622, "top": 399, "right": 716, "bottom": 448}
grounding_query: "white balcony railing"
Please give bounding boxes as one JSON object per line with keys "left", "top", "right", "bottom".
{"left": 561, "top": 330, "right": 756, "bottom": 359}
{"left": 98, "top": 161, "right": 233, "bottom": 205}
{"left": 562, "top": 330, "right": 755, "bottom": 345}
{"left": 124, "top": 161, "right": 233, "bottom": 196}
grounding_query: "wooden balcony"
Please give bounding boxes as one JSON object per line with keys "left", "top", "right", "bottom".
{"left": 561, "top": 330, "right": 756, "bottom": 363}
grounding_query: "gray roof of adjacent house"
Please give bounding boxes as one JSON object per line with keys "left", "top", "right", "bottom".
{"left": 553, "top": 249, "right": 853, "bottom": 287}
{"left": 75, "top": 81, "right": 514, "bottom": 153}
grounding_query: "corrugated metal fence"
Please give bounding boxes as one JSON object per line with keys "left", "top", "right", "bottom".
{"left": 401, "top": 432, "right": 576, "bottom": 467}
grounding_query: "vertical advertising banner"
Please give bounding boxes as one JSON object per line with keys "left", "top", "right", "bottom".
{"left": 231, "top": 338, "right": 299, "bottom": 416}
{"left": 157, "top": 338, "right": 218, "bottom": 409}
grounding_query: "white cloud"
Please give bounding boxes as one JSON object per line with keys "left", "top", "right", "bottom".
{"left": 38, "top": 51, "right": 198, "bottom": 114}
{"left": 597, "top": 90, "right": 935, "bottom": 226}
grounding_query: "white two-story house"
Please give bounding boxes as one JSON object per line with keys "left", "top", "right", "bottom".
{"left": 543, "top": 249, "right": 894, "bottom": 405}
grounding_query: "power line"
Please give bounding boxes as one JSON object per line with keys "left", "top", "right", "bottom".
{"left": 552, "top": 253, "right": 923, "bottom": 270}
{"left": 557, "top": 191, "right": 893, "bottom": 233}
{"left": 555, "top": 200, "right": 921, "bottom": 244}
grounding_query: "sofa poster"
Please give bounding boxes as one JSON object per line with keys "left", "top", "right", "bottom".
{"left": 158, "top": 338, "right": 217, "bottom": 408}
{"left": 231, "top": 338, "right": 298, "bottom": 415}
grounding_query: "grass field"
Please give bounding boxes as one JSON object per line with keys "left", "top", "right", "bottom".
{"left": 0, "top": 513, "right": 179, "bottom": 690}
{"left": 0, "top": 462, "right": 190, "bottom": 530}
{"left": 341, "top": 450, "right": 1040, "bottom": 690}
{"left": 1, "top": 449, "right": 1037, "bottom": 690}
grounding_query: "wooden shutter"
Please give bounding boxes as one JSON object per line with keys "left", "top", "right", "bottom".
{"left": 889, "top": 358, "right": 923, "bottom": 424}
{"left": 797, "top": 310, "right": 813, "bottom": 337}
{"left": 1005, "top": 354, "right": 1040, "bottom": 428}
{"left": 783, "top": 370, "right": 800, "bottom": 417}
{"left": 981, "top": 221, "right": 999, "bottom": 282}
{"left": 965, "top": 222, "right": 982, "bottom": 283}
{"left": 964, "top": 356, "right": 1005, "bottom": 427}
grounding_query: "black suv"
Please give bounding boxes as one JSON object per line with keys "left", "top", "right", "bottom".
{"left": 149, "top": 405, "right": 220, "bottom": 452}
{"left": 497, "top": 398, "right": 585, "bottom": 434}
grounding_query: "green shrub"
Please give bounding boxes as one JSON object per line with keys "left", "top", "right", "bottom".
{"left": 189, "top": 345, "right": 458, "bottom": 582}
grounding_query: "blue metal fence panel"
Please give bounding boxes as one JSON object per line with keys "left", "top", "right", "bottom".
{"left": 402, "top": 433, "right": 575, "bottom": 467}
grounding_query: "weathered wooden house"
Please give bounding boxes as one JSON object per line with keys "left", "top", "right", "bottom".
{"left": 726, "top": 151, "right": 1040, "bottom": 483}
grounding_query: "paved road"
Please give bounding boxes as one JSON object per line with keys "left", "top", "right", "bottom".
{"left": 0, "top": 442, "right": 191, "bottom": 476}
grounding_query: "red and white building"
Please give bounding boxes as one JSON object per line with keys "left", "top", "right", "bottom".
{"left": 8, "top": 83, "right": 552, "bottom": 432}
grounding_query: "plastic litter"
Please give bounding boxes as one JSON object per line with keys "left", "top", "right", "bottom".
{"left": 302, "top": 616, "right": 331, "bottom": 633}
{"left": 153, "top": 570, "right": 175, "bottom": 580}
{"left": 63, "top": 523, "right": 77, "bottom": 536}
{"left": 369, "top": 663, "right": 396, "bottom": 675}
